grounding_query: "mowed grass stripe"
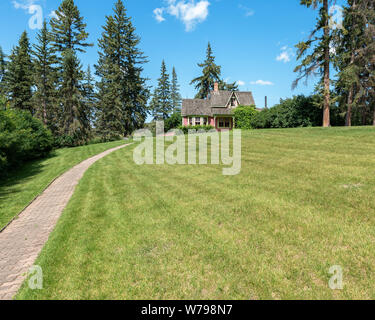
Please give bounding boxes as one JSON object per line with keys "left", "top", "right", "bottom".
{"left": 17, "top": 128, "right": 375, "bottom": 300}
{"left": 0, "top": 140, "right": 126, "bottom": 230}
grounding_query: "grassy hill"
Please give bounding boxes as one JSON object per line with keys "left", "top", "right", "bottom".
{"left": 17, "top": 127, "right": 375, "bottom": 299}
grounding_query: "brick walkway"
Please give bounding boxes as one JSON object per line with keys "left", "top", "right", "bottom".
{"left": 0, "top": 143, "right": 131, "bottom": 300}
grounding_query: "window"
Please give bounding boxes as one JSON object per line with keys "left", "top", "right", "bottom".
{"left": 203, "top": 117, "right": 208, "bottom": 125}
{"left": 189, "top": 117, "right": 193, "bottom": 125}
{"left": 195, "top": 117, "right": 201, "bottom": 125}
{"left": 230, "top": 95, "right": 237, "bottom": 107}
{"left": 217, "top": 117, "right": 231, "bottom": 129}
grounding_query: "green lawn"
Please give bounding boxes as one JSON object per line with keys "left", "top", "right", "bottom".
{"left": 17, "top": 127, "right": 375, "bottom": 300}
{"left": 0, "top": 140, "right": 126, "bottom": 230}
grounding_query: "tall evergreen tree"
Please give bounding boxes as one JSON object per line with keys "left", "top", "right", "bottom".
{"left": 190, "top": 42, "right": 221, "bottom": 99}
{"left": 171, "top": 67, "right": 182, "bottom": 113}
{"left": 150, "top": 60, "right": 172, "bottom": 120}
{"left": 5, "top": 31, "right": 34, "bottom": 113}
{"left": 95, "top": 0, "right": 149, "bottom": 139}
{"left": 33, "top": 21, "right": 58, "bottom": 130}
{"left": 82, "top": 65, "right": 96, "bottom": 126}
{"left": 219, "top": 79, "right": 239, "bottom": 91}
{"left": 0, "top": 46, "right": 6, "bottom": 95}
{"left": 50, "top": 0, "right": 91, "bottom": 53}
{"left": 293, "top": 0, "right": 332, "bottom": 127}
{"left": 334, "top": 0, "right": 375, "bottom": 126}
{"left": 60, "top": 49, "right": 90, "bottom": 144}
{"left": 50, "top": 0, "right": 93, "bottom": 144}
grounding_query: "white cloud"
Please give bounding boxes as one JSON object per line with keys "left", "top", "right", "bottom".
{"left": 251, "top": 80, "right": 274, "bottom": 86}
{"left": 238, "top": 4, "right": 254, "bottom": 17}
{"left": 154, "top": 0, "right": 210, "bottom": 31}
{"left": 276, "top": 46, "right": 295, "bottom": 63}
{"left": 237, "top": 80, "right": 245, "bottom": 86}
{"left": 153, "top": 8, "right": 165, "bottom": 22}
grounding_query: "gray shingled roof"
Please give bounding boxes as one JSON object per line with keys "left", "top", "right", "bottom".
{"left": 182, "top": 90, "right": 255, "bottom": 116}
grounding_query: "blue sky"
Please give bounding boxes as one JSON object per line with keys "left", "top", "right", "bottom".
{"left": 0, "top": 0, "right": 345, "bottom": 110}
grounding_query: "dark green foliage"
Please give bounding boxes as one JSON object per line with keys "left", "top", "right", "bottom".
{"left": 165, "top": 112, "right": 182, "bottom": 131}
{"left": 49, "top": 0, "right": 92, "bottom": 53}
{"left": 96, "top": 0, "right": 149, "bottom": 139}
{"left": 294, "top": 0, "right": 332, "bottom": 127}
{"left": 333, "top": 0, "right": 375, "bottom": 126}
{"left": 0, "top": 108, "right": 53, "bottom": 176}
{"left": 33, "top": 21, "right": 59, "bottom": 133}
{"left": 219, "top": 79, "right": 239, "bottom": 91}
{"left": 50, "top": 0, "right": 93, "bottom": 146}
{"left": 150, "top": 60, "right": 172, "bottom": 120}
{"left": 190, "top": 43, "right": 221, "bottom": 99}
{"left": 178, "top": 125, "right": 214, "bottom": 134}
{"left": 5, "top": 31, "right": 34, "bottom": 113}
{"left": 233, "top": 105, "right": 257, "bottom": 129}
{"left": 250, "top": 95, "right": 344, "bottom": 129}
{"left": 0, "top": 46, "right": 6, "bottom": 95}
{"left": 171, "top": 67, "right": 182, "bottom": 113}
{"left": 82, "top": 65, "right": 96, "bottom": 126}
{"left": 58, "top": 49, "right": 91, "bottom": 146}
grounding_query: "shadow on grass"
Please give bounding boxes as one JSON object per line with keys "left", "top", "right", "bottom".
{"left": 0, "top": 151, "right": 58, "bottom": 201}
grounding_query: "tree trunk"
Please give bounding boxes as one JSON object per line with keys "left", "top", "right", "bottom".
{"left": 323, "top": 0, "right": 331, "bottom": 127}
{"left": 346, "top": 86, "right": 354, "bottom": 127}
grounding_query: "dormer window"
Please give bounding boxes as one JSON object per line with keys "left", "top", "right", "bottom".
{"left": 230, "top": 95, "right": 237, "bottom": 107}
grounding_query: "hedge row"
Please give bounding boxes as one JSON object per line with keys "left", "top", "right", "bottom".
{"left": 0, "top": 108, "right": 53, "bottom": 176}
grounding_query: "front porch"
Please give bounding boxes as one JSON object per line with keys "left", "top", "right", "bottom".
{"left": 183, "top": 116, "right": 235, "bottom": 131}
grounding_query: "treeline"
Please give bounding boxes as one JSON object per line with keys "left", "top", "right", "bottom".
{"left": 234, "top": 95, "right": 344, "bottom": 130}
{"left": 0, "top": 0, "right": 151, "bottom": 147}
{"left": 294, "top": 0, "right": 374, "bottom": 127}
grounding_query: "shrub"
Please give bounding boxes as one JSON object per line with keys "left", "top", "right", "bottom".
{"left": 0, "top": 108, "right": 53, "bottom": 176}
{"left": 177, "top": 125, "right": 215, "bottom": 135}
{"left": 249, "top": 95, "right": 345, "bottom": 129}
{"left": 165, "top": 112, "right": 182, "bottom": 132}
{"left": 233, "top": 105, "right": 257, "bottom": 129}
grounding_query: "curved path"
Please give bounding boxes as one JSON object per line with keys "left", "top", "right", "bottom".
{"left": 0, "top": 143, "right": 132, "bottom": 300}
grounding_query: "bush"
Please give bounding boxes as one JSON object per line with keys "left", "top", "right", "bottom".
{"left": 0, "top": 108, "right": 53, "bottom": 176}
{"left": 165, "top": 112, "right": 182, "bottom": 132}
{"left": 250, "top": 95, "right": 345, "bottom": 129}
{"left": 178, "top": 125, "right": 215, "bottom": 134}
{"left": 233, "top": 105, "right": 257, "bottom": 129}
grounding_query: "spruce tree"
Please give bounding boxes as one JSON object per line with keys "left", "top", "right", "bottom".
{"left": 171, "top": 67, "right": 182, "bottom": 113}
{"left": 219, "top": 79, "right": 239, "bottom": 91}
{"left": 50, "top": 0, "right": 91, "bottom": 53}
{"left": 5, "top": 31, "right": 34, "bottom": 113}
{"left": 151, "top": 60, "right": 172, "bottom": 120}
{"left": 82, "top": 65, "right": 96, "bottom": 126}
{"left": 191, "top": 42, "right": 221, "bottom": 99}
{"left": 33, "top": 21, "right": 58, "bottom": 131}
{"left": 0, "top": 46, "right": 6, "bottom": 95}
{"left": 334, "top": 0, "right": 375, "bottom": 126}
{"left": 60, "top": 49, "right": 90, "bottom": 144}
{"left": 50, "top": 0, "right": 93, "bottom": 144}
{"left": 293, "top": 0, "right": 332, "bottom": 127}
{"left": 95, "top": 0, "right": 149, "bottom": 139}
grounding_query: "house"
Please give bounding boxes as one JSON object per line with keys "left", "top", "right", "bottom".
{"left": 182, "top": 82, "right": 256, "bottom": 130}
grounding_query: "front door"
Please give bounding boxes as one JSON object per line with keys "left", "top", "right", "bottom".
{"left": 215, "top": 117, "right": 233, "bottom": 130}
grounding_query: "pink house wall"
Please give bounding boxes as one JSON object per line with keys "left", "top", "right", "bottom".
{"left": 183, "top": 117, "right": 188, "bottom": 126}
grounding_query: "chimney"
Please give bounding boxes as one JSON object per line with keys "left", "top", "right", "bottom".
{"left": 265, "top": 96, "right": 268, "bottom": 109}
{"left": 214, "top": 82, "right": 219, "bottom": 92}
